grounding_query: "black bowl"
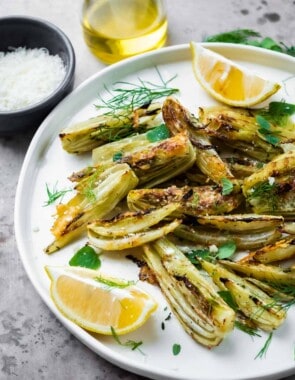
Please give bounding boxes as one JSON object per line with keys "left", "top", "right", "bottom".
{"left": 0, "top": 16, "right": 75, "bottom": 134}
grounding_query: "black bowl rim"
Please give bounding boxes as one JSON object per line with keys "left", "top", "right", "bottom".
{"left": 0, "top": 15, "right": 76, "bottom": 116}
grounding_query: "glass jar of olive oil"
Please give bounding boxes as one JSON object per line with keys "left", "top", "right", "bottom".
{"left": 81, "top": 0, "right": 168, "bottom": 64}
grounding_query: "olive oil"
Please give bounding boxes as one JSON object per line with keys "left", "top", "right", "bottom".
{"left": 82, "top": 0, "right": 168, "bottom": 64}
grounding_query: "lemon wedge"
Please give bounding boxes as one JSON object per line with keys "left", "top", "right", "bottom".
{"left": 190, "top": 42, "right": 281, "bottom": 107}
{"left": 45, "top": 266, "right": 158, "bottom": 335}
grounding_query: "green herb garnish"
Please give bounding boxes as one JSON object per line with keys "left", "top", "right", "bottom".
{"left": 186, "top": 249, "right": 210, "bottom": 267}
{"left": 96, "top": 68, "right": 178, "bottom": 115}
{"left": 266, "top": 282, "right": 295, "bottom": 310}
{"left": 43, "top": 182, "right": 72, "bottom": 206}
{"left": 255, "top": 101, "right": 295, "bottom": 146}
{"left": 172, "top": 343, "right": 181, "bottom": 356}
{"left": 191, "top": 192, "right": 199, "bottom": 206}
{"left": 161, "top": 309, "right": 172, "bottom": 330}
{"left": 112, "top": 151, "right": 123, "bottom": 161}
{"left": 69, "top": 245, "right": 101, "bottom": 269}
{"left": 146, "top": 124, "right": 170, "bottom": 142}
{"left": 255, "top": 332, "right": 273, "bottom": 359}
{"left": 234, "top": 321, "right": 261, "bottom": 337}
{"left": 218, "top": 291, "right": 239, "bottom": 311}
{"left": 80, "top": 167, "right": 105, "bottom": 202}
{"left": 111, "top": 326, "right": 144, "bottom": 353}
{"left": 95, "top": 276, "right": 135, "bottom": 289}
{"left": 217, "top": 241, "right": 237, "bottom": 259}
{"left": 205, "top": 29, "right": 295, "bottom": 57}
{"left": 249, "top": 180, "right": 279, "bottom": 211}
{"left": 256, "top": 115, "right": 280, "bottom": 145}
{"left": 186, "top": 241, "right": 236, "bottom": 265}
{"left": 268, "top": 101, "right": 295, "bottom": 123}
{"left": 221, "top": 178, "right": 234, "bottom": 195}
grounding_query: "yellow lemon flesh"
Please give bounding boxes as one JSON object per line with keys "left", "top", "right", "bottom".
{"left": 45, "top": 266, "right": 158, "bottom": 335}
{"left": 190, "top": 42, "right": 281, "bottom": 107}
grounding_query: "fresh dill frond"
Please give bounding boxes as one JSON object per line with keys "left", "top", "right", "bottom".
{"left": 205, "top": 29, "right": 295, "bottom": 57}
{"left": 95, "top": 68, "right": 178, "bottom": 116}
{"left": 249, "top": 180, "right": 279, "bottom": 211}
{"left": 234, "top": 321, "right": 261, "bottom": 337}
{"left": 79, "top": 167, "right": 105, "bottom": 202}
{"left": 43, "top": 182, "right": 72, "bottom": 206}
{"left": 255, "top": 332, "right": 273, "bottom": 359}
{"left": 218, "top": 291, "right": 239, "bottom": 311}
{"left": 110, "top": 326, "right": 144, "bottom": 353}
{"left": 267, "top": 282, "right": 295, "bottom": 310}
{"left": 95, "top": 276, "right": 135, "bottom": 289}
{"left": 205, "top": 29, "right": 261, "bottom": 44}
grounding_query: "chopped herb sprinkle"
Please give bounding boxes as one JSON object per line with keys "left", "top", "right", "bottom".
{"left": 172, "top": 343, "right": 181, "bottom": 356}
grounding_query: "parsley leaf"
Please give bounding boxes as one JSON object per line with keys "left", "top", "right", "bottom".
{"left": 217, "top": 241, "right": 236, "bottom": 259}
{"left": 147, "top": 124, "right": 170, "bottom": 142}
{"left": 221, "top": 178, "right": 234, "bottom": 195}
{"left": 112, "top": 151, "right": 123, "bottom": 161}
{"left": 69, "top": 245, "right": 101, "bottom": 269}
{"left": 186, "top": 241, "right": 236, "bottom": 265}
{"left": 256, "top": 115, "right": 280, "bottom": 145}
{"left": 172, "top": 343, "right": 181, "bottom": 356}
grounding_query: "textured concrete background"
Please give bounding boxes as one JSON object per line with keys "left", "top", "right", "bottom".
{"left": 0, "top": 0, "right": 295, "bottom": 379}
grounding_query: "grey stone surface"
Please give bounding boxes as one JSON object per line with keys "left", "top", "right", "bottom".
{"left": 0, "top": 0, "right": 295, "bottom": 379}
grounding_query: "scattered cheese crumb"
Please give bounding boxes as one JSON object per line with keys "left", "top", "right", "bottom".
{"left": 209, "top": 244, "right": 218, "bottom": 253}
{"left": 0, "top": 47, "right": 66, "bottom": 111}
{"left": 268, "top": 177, "right": 275, "bottom": 185}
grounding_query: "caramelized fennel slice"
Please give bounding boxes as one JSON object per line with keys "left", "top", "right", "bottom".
{"left": 143, "top": 238, "right": 235, "bottom": 347}
{"left": 45, "top": 164, "right": 138, "bottom": 254}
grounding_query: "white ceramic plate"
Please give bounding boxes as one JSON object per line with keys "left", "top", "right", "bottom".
{"left": 15, "top": 43, "right": 295, "bottom": 380}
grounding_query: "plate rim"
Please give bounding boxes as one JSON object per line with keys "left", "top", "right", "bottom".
{"left": 14, "top": 42, "right": 295, "bottom": 380}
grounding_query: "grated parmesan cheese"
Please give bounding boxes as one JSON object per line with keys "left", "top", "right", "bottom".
{"left": 0, "top": 47, "right": 66, "bottom": 111}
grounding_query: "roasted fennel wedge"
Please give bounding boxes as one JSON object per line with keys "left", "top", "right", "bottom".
{"left": 198, "top": 105, "right": 283, "bottom": 161}
{"left": 195, "top": 214, "right": 283, "bottom": 232}
{"left": 240, "top": 237, "right": 295, "bottom": 264}
{"left": 220, "top": 260, "right": 295, "bottom": 286}
{"left": 59, "top": 102, "right": 162, "bottom": 154}
{"left": 243, "top": 151, "right": 295, "bottom": 215}
{"left": 127, "top": 185, "right": 243, "bottom": 216}
{"left": 77, "top": 133, "right": 196, "bottom": 189}
{"left": 88, "top": 204, "right": 181, "bottom": 250}
{"left": 143, "top": 237, "right": 235, "bottom": 348}
{"left": 45, "top": 164, "right": 138, "bottom": 254}
{"left": 162, "top": 97, "right": 240, "bottom": 190}
{"left": 198, "top": 259, "right": 286, "bottom": 331}
{"left": 174, "top": 222, "right": 281, "bottom": 250}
